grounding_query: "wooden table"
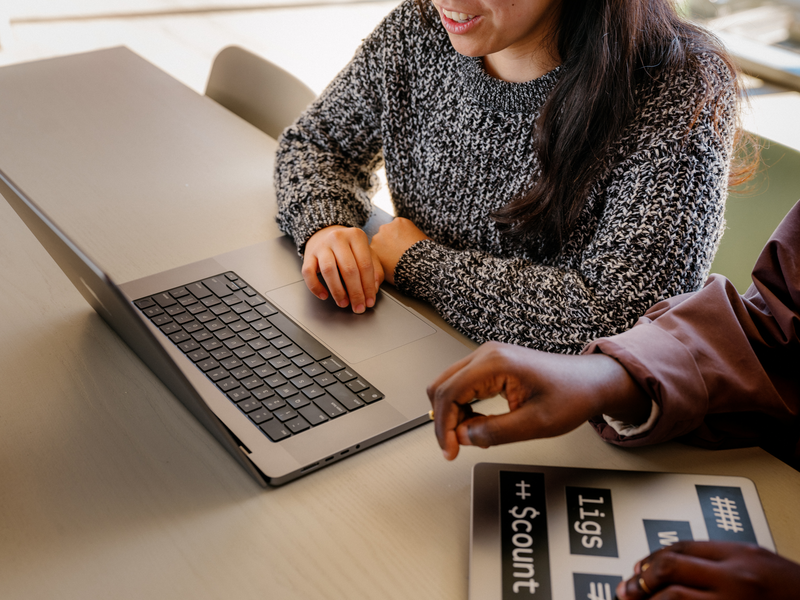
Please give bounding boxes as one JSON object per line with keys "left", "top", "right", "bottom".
{"left": 1, "top": 47, "right": 798, "bottom": 600}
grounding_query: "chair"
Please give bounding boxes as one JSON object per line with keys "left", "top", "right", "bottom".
{"left": 205, "top": 45, "right": 317, "bottom": 140}
{"left": 708, "top": 136, "right": 800, "bottom": 292}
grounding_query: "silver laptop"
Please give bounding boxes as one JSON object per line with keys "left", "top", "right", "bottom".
{"left": 0, "top": 165, "right": 469, "bottom": 487}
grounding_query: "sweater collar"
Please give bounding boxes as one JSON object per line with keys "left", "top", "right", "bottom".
{"left": 457, "top": 52, "right": 561, "bottom": 114}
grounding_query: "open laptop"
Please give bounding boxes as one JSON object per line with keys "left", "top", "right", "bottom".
{"left": 0, "top": 162, "right": 469, "bottom": 488}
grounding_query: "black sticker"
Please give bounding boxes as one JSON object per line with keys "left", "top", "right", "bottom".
{"left": 696, "top": 485, "right": 757, "bottom": 543}
{"left": 565, "top": 487, "right": 618, "bottom": 557}
{"left": 500, "top": 471, "right": 551, "bottom": 598}
{"left": 643, "top": 520, "right": 694, "bottom": 553}
{"left": 572, "top": 573, "right": 622, "bottom": 600}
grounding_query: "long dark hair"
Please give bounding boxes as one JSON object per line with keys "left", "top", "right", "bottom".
{"left": 415, "top": 0, "right": 749, "bottom": 255}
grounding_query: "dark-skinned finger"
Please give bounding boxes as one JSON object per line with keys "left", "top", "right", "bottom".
{"left": 622, "top": 551, "right": 729, "bottom": 600}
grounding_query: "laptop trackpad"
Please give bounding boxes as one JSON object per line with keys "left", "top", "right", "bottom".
{"left": 267, "top": 282, "right": 436, "bottom": 365}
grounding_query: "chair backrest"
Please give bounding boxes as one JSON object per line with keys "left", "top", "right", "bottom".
{"left": 205, "top": 46, "right": 316, "bottom": 140}
{"left": 709, "top": 136, "right": 800, "bottom": 292}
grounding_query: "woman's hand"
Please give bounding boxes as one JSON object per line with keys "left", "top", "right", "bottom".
{"left": 618, "top": 541, "right": 800, "bottom": 600}
{"left": 369, "top": 217, "right": 429, "bottom": 285}
{"left": 302, "top": 225, "right": 384, "bottom": 313}
{"left": 426, "top": 341, "right": 651, "bottom": 460}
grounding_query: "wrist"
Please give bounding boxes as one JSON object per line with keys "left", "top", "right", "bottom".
{"left": 581, "top": 354, "right": 651, "bottom": 425}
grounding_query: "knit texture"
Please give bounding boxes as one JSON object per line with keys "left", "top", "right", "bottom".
{"left": 275, "top": 0, "right": 737, "bottom": 354}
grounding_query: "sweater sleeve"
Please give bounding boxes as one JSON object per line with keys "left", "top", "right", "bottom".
{"left": 393, "top": 88, "right": 734, "bottom": 353}
{"left": 584, "top": 200, "right": 800, "bottom": 460}
{"left": 274, "top": 11, "right": 389, "bottom": 254}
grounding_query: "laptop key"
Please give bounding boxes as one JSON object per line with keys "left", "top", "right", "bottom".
{"left": 268, "top": 356, "right": 292, "bottom": 370}
{"left": 210, "top": 304, "right": 230, "bottom": 316}
{"left": 313, "top": 396, "right": 347, "bottom": 419}
{"left": 313, "top": 373, "right": 336, "bottom": 387}
{"left": 236, "top": 398, "right": 261, "bottom": 413}
{"left": 166, "top": 304, "right": 185, "bottom": 316}
{"left": 319, "top": 356, "right": 345, "bottom": 373}
{"left": 275, "top": 383, "right": 299, "bottom": 399}
{"left": 169, "top": 286, "right": 190, "bottom": 299}
{"left": 335, "top": 368, "right": 358, "bottom": 383}
{"left": 265, "top": 374, "right": 287, "bottom": 388}
{"left": 229, "top": 321, "right": 249, "bottom": 333}
{"left": 229, "top": 389, "right": 251, "bottom": 403}
{"left": 207, "top": 367, "right": 229, "bottom": 382}
{"left": 241, "top": 376, "right": 264, "bottom": 390}
{"left": 230, "top": 366, "right": 253, "bottom": 380}
{"left": 211, "top": 348, "right": 233, "bottom": 360}
{"left": 252, "top": 386, "right": 274, "bottom": 401}
{"left": 253, "top": 364, "right": 276, "bottom": 378}
{"left": 301, "top": 384, "right": 326, "bottom": 400}
{"left": 281, "top": 345, "right": 303, "bottom": 359}
{"left": 202, "top": 276, "right": 234, "bottom": 298}
{"left": 290, "top": 375, "right": 313, "bottom": 389}
{"left": 255, "top": 301, "right": 278, "bottom": 317}
{"left": 217, "top": 378, "right": 240, "bottom": 392}
{"left": 238, "top": 329, "right": 259, "bottom": 341}
{"left": 187, "top": 349, "right": 210, "bottom": 362}
{"left": 291, "top": 354, "right": 314, "bottom": 368}
{"left": 260, "top": 420, "right": 291, "bottom": 442}
{"left": 191, "top": 330, "right": 213, "bottom": 342}
{"left": 135, "top": 297, "right": 155, "bottom": 309}
{"left": 358, "top": 388, "right": 384, "bottom": 404}
{"left": 243, "top": 355, "right": 266, "bottom": 368}
{"left": 263, "top": 396, "right": 285, "bottom": 411}
{"left": 144, "top": 305, "right": 164, "bottom": 317}
{"left": 274, "top": 406, "right": 298, "bottom": 422}
{"left": 286, "top": 395, "right": 310, "bottom": 409}
{"left": 152, "top": 314, "right": 172, "bottom": 326}
{"left": 179, "top": 294, "right": 199, "bottom": 307}
{"left": 260, "top": 327, "right": 281, "bottom": 340}
{"left": 170, "top": 330, "right": 191, "bottom": 344}
{"left": 186, "top": 282, "right": 212, "bottom": 299}
{"left": 248, "top": 408, "right": 272, "bottom": 425}
{"left": 153, "top": 292, "right": 177, "bottom": 308}
{"left": 346, "top": 378, "right": 369, "bottom": 394}
{"left": 279, "top": 365, "right": 303, "bottom": 379}
{"left": 258, "top": 346, "right": 282, "bottom": 360}
{"left": 159, "top": 322, "right": 181, "bottom": 335}
{"left": 286, "top": 416, "right": 310, "bottom": 434}
{"left": 202, "top": 338, "right": 223, "bottom": 351}
{"left": 233, "top": 346, "right": 255, "bottom": 359}
{"left": 197, "top": 358, "right": 219, "bottom": 372}
{"left": 298, "top": 404, "right": 329, "bottom": 426}
{"left": 205, "top": 319, "right": 225, "bottom": 331}
{"left": 302, "top": 363, "right": 325, "bottom": 377}
{"left": 179, "top": 340, "right": 200, "bottom": 353}
{"left": 327, "top": 382, "right": 364, "bottom": 411}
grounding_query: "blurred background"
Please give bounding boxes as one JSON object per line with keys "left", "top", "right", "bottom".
{"left": 0, "top": 0, "right": 798, "bottom": 151}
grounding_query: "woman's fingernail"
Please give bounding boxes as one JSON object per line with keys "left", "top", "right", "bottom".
{"left": 366, "top": 297, "right": 375, "bottom": 308}
{"left": 354, "top": 304, "right": 365, "bottom": 314}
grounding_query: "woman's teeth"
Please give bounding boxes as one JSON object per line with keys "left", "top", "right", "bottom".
{"left": 443, "top": 9, "right": 475, "bottom": 23}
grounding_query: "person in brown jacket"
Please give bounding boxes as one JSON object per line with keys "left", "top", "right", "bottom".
{"left": 428, "top": 200, "right": 800, "bottom": 599}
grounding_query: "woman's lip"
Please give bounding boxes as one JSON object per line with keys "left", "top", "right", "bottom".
{"left": 438, "top": 7, "right": 482, "bottom": 35}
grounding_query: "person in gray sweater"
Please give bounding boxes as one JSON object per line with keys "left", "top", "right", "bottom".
{"left": 275, "top": 0, "right": 744, "bottom": 353}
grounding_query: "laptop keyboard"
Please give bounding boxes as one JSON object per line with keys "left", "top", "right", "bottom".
{"left": 134, "top": 272, "right": 384, "bottom": 442}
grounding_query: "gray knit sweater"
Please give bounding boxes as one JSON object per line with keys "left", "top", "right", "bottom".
{"left": 275, "top": 0, "right": 736, "bottom": 354}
